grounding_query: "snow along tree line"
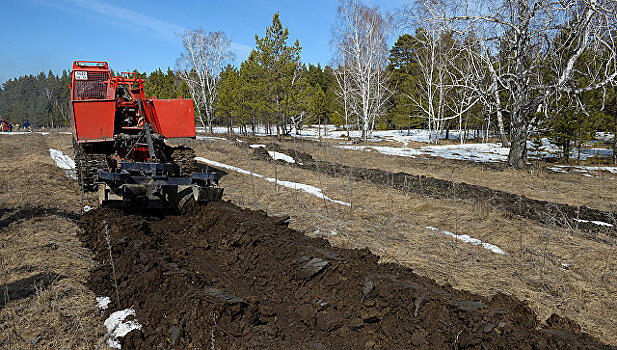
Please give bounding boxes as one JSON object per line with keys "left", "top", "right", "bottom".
{"left": 1, "top": 0, "right": 617, "bottom": 167}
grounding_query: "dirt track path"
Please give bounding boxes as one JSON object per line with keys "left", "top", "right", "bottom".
{"left": 81, "top": 202, "right": 612, "bottom": 349}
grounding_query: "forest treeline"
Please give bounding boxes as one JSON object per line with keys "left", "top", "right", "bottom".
{"left": 2, "top": 1, "right": 617, "bottom": 165}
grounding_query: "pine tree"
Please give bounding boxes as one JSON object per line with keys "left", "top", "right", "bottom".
{"left": 253, "top": 12, "right": 303, "bottom": 138}
{"left": 387, "top": 34, "right": 422, "bottom": 133}
{"left": 215, "top": 64, "right": 240, "bottom": 134}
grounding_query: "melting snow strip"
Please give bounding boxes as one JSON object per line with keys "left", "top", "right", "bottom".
{"left": 426, "top": 226, "right": 506, "bottom": 255}
{"left": 104, "top": 308, "right": 142, "bottom": 349}
{"left": 194, "top": 157, "right": 351, "bottom": 206}
{"left": 49, "top": 148, "right": 77, "bottom": 180}
{"left": 196, "top": 135, "right": 227, "bottom": 141}
{"left": 573, "top": 218, "right": 614, "bottom": 227}
{"left": 0, "top": 131, "right": 49, "bottom": 135}
{"left": 549, "top": 165, "right": 617, "bottom": 174}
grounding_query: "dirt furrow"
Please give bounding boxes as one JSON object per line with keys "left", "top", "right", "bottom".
{"left": 80, "top": 202, "right": 611, "bottom": 349}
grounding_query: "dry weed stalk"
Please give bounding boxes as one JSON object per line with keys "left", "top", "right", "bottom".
{"left": 244, "top": 148, "right": 257, "bottom": 208}
{"left": 103, "top": 221, "right": 120, "bottom": 307}
{"left": 210, "top": 311, "right": 218, "bottom": 350}
{"left": 316, "top": 143, "right": 329, "bottom": 218}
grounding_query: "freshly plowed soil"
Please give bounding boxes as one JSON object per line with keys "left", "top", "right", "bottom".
{"left": 80, "top": 201, "right": 611, "bottom": 349}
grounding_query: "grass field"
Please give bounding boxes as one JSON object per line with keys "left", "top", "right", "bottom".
{"left": 1, "top": 131, "right": 615, "bottom": 347}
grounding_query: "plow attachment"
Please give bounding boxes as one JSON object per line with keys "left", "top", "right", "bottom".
{"left": 97, "top": 161, "right": 223, "bottom": 209}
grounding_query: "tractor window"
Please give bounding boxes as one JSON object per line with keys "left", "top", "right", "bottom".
{"left": 73, "top": 71, "right": 109, "bottom": 100}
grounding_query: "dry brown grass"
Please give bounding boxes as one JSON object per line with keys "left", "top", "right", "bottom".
{"left": 191, "top": 137, "right": 617, "bottom": 345}
{"left": 2, "top": 132, "right": 615, "bottom": 346}
{"left": 273, "top": 137, "right": 617, "bottom": 212}
{"left": 0, "top": 134, "right": 102, "bottom": 348}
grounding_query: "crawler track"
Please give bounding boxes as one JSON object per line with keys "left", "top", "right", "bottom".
{"left": 73, "top": 143, "right": 107, "bottom": 192}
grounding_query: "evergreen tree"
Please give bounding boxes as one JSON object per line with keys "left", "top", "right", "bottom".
{"left": 215, "top": 64, "right": 240, "bottom": 133}
{"left": 387, "top": 34, "right": 423, "bottom": 132}
{"left": 252, "top": 12, "right": 303, "bottom": 138}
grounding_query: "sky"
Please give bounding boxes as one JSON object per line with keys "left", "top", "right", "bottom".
{"left": 0, "top": 0, "right": 407, "bottom": 83}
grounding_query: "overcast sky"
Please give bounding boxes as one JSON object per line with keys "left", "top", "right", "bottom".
{"left": 0, "top": 0, "right": 406, "bottom": 83}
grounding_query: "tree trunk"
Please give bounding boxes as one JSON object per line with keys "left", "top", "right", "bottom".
{"left": 496, "top": 111, "right": 509, "bottom": 147}
{"left": 507, "top": 115, "right": 528, "bottom": 168}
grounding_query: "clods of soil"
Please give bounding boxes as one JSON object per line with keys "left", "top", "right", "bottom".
{"left": 80, "top": 202, "right": 612, "bottom": 349}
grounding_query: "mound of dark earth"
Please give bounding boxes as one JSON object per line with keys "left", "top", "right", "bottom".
{"left": 80, "top": 202, "right": 611, "bottom": 349}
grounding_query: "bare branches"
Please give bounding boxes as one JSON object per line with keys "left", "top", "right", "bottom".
{"left": 332, "top": 0, "right": 392, "bottom": 141}
{"left": 176, "top": 29, "right": 235, "bottom": 130}
{"left": 407, "top": 0, "right": 617, "bottom": 167}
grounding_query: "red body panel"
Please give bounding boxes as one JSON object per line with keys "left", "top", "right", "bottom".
{"left": 151, "top": 99, "right": 196, "bottom": 138}
{"left": 69, "top": 61, "right": 197, "bottom": 142}
{"left": 71, "top": 100, "right": 116, "bottom": 141}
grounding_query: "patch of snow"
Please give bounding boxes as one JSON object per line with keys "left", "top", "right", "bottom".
{"left": 194, "top": 157, "right": 351, "bottom": 206}
{"left": 573, "top": 218, "right": 614, "bottom": 227}
{"left": 268, "top": 150, "right": 296, "bottom": 164}
{"left": 0, "top": 131, "right": 50, "bottom": 136}
{"left": 548, "top": 167, "right": 569, "bottom": 173}
{"left": 196, "top": 135, "right": 227, "bottom": 141}
{"left": 250, "top": 144, "right": 266, "bottom": 149}
{"left": 96, "top": 296, "right": 111, "bottom": 310}
{"left": 340, "top": 142, "right": 509, "bottom": 163}
{"left": 203, "top": 126, "right": 611, "bottom": 163}
{"left": 548, "top": 165, "right": 617, "bottom": 175}
{"left": 236, "top": 139, "right": 244, "bottom": 143}
{"left": 84, "top": 205, "right": 93, "bottom": 212}
{"left": 49, "top": 149, "right": 77, "bottom": 180}
{"left": 207, "top": 125, "right": 492, "bottom": 144}
{"left": 104, "top": 308, "right": 142, "bottom": 349}
{"left": 577, "top": 166, "right": 617, "bottom": 174}
{"left": 341, "top": 137, "right": 613, "bottom": 164}
{"left": 426, "top": 226, "right": 506, "bottom": 255}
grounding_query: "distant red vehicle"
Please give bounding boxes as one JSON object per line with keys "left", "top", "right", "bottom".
{"left": 0, "top": 119, "right": 11, "bottom": 132}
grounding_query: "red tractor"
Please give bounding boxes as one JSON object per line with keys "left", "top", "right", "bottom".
{"left": 69, "top": 61, "right": 222, "bottom": 208}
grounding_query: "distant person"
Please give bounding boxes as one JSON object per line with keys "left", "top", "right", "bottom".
{"left": 24, "top": 121, "right": 31, "bottom": 132}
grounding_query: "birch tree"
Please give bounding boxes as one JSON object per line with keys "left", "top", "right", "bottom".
{"left": 332, "top": 0, "right": 392, "bottom": 141}
{"left": 412, "top": 0, "right": 617, "bottom": 168}
{"left": 332, "top": 56, "right": 356, "bottom": 137}
{"left": 177, "top": 29, "right": 235, "bottom": 131}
